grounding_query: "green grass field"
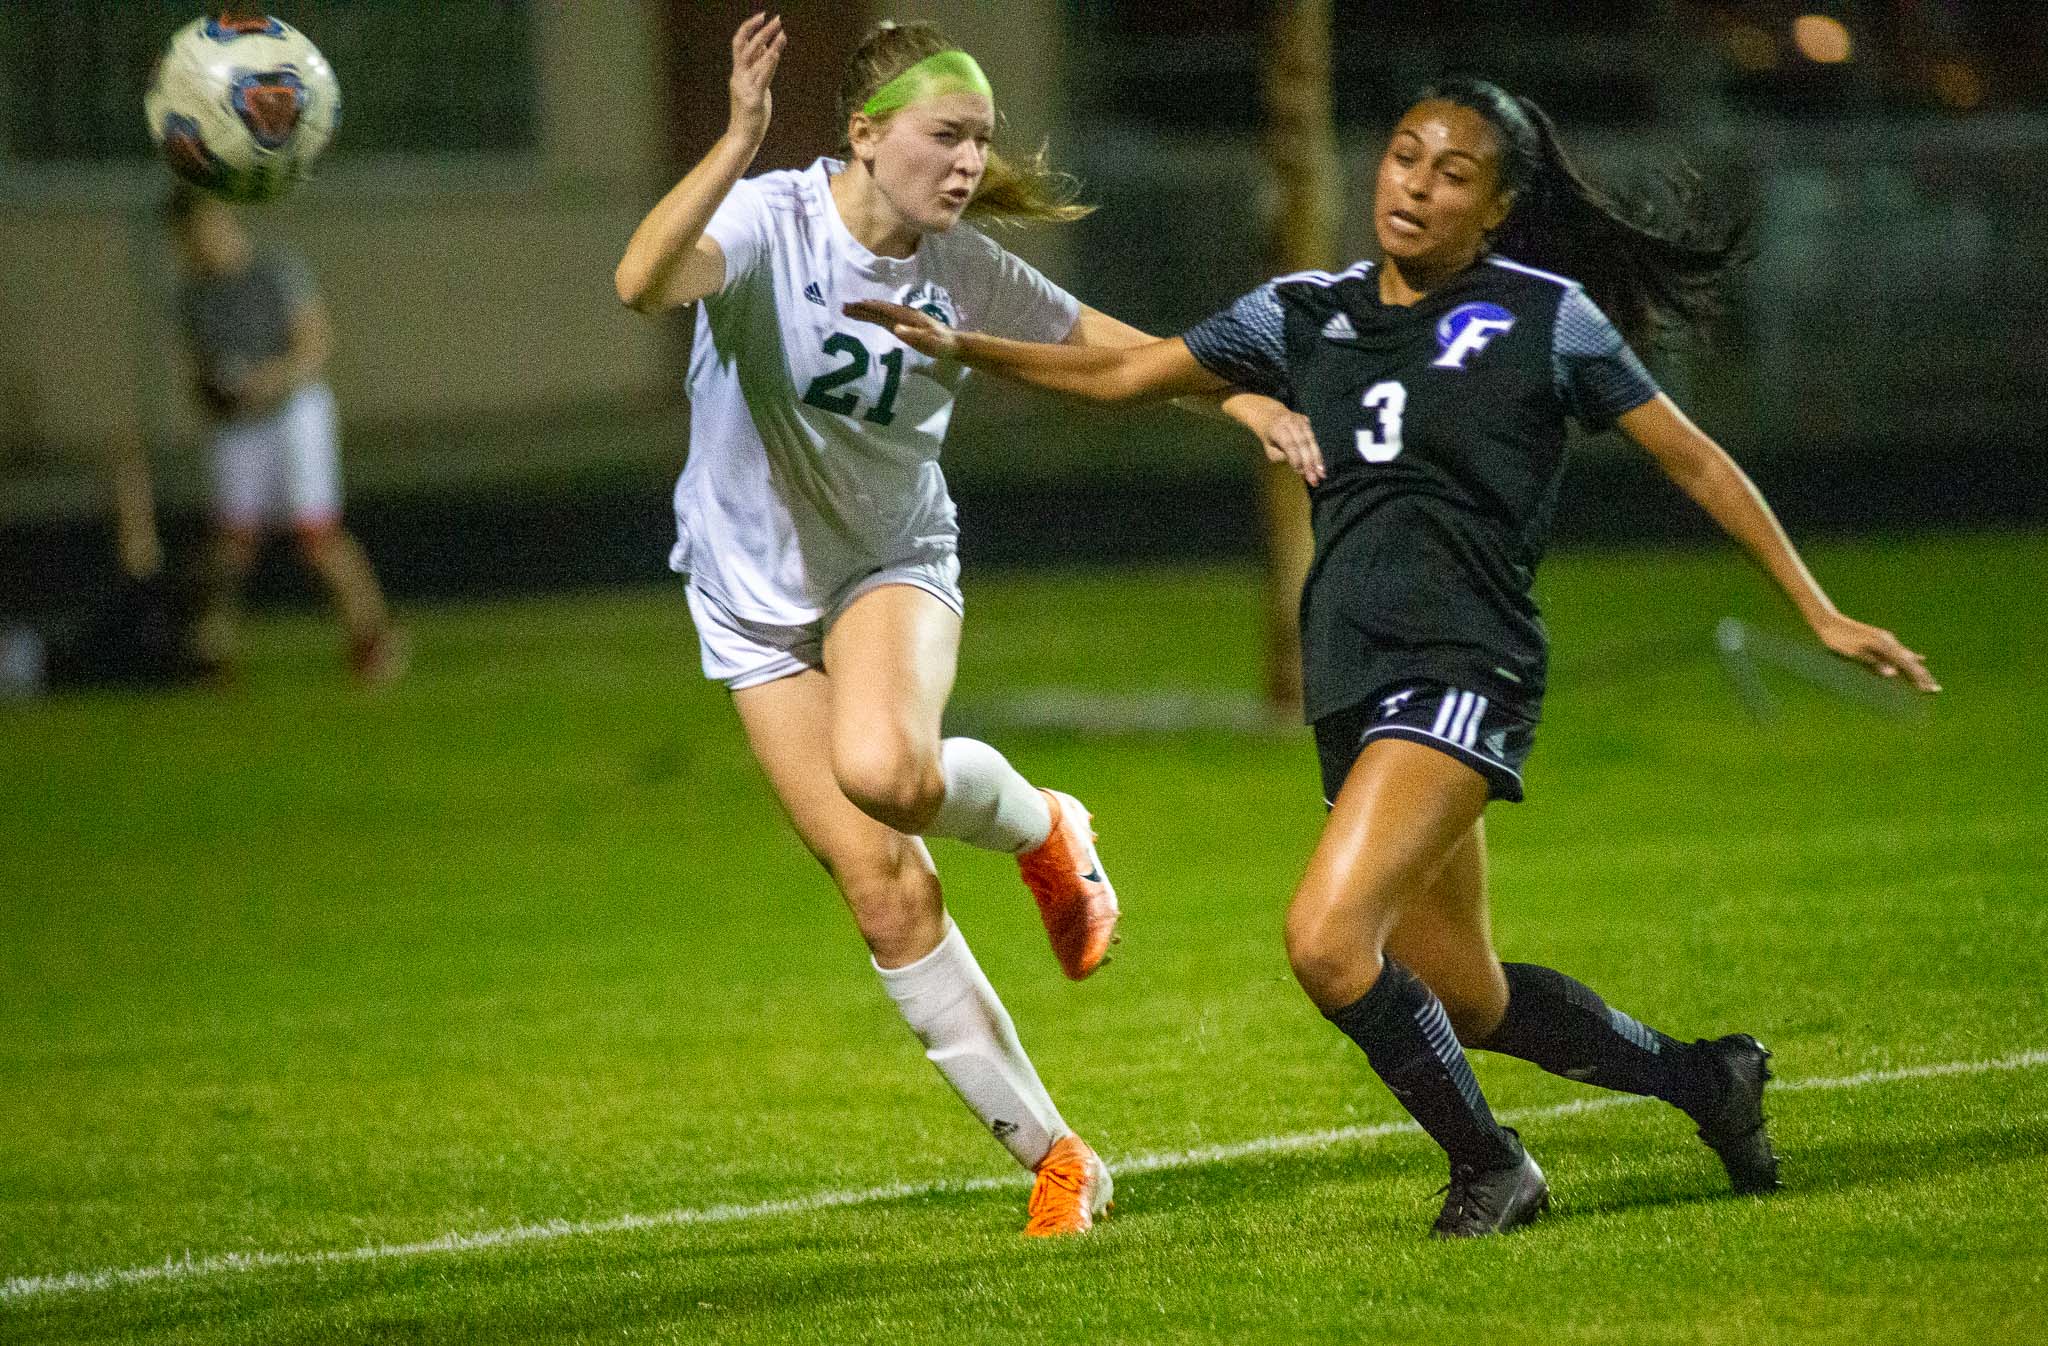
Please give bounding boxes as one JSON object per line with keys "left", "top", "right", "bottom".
{"left": 4, "top": 531, "right": 2045, "bottom": 1344}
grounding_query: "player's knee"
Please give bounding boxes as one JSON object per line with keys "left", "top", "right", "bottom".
{"left": 834, "top": 743, "right": 944, "bottom": 834}
{"left": 1284, "top": 895, "right": 1372, "bottom": 1003}
{"left": 292, "top": 522, "right": 341, "bottom": 566}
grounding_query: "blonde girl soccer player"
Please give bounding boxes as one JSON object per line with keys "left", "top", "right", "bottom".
{"left": 614, "top": 16, "right": 1299, "bottom": 1235}
{"left": 853, "top": 78, "right": 1938, "bottom": 1238}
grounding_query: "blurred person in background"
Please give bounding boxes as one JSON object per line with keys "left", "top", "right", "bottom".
{"left": 614, "top": 15, "right": 1306, "bottom": 1236}
{"left": 164, "top": 184, "right": 404, "bottom": 685}
{"left": 851, "top": 78, "right": 1938, "bottom": 1239}
{"left": 1, "top": 429, "right": 214, "bottom": 698}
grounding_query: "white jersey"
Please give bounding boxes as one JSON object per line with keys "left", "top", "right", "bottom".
{"left": 673, "top": 157, "right": 1081, "bottom": 625}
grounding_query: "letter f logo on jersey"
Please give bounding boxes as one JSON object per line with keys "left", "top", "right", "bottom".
{"left": 1432, "top": 302, "right": 1516, "bottom": 370}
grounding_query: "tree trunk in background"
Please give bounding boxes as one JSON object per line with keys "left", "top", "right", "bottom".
{"left": 656, "top": 2, "right": 869, "bottom": 175}
{"left": 652, "top": 3, "right": 877, "bottom": 385}
{"left": 1259, "top": 0, "right": 1337, "bottom": 717}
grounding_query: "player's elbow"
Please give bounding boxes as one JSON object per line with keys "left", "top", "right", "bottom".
{"left": 614, "top": 275, "right": 651, "bottom": 314}
{"left": 613, "top": 259, "right": 662, "bottom": 314}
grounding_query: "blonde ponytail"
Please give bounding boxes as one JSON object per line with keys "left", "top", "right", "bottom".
{"left": 966, "top": 144, "right": 1094, "bottom": 226}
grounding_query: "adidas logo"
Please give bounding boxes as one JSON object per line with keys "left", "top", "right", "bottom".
{"left": 991, "top": 1119, "right": 1019, "bottom": 1140}
{"left": 803, "top": 281, "right": 826, "bottom": 306}
{"left": 1321, "top": 311, "right": 1356, "bottom": 341}
{"left": 1483, "top": 728, "right": 1509, "bottom": 758}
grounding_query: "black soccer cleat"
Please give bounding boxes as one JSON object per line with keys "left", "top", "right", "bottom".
{"left": 1430, "top": 1131, "right": 1550, "bottom": 1239}
{"left": 1691, "top": 1033, "right": 1782, "bottom": 1195}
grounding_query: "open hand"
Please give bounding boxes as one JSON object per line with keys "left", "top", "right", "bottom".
{"left": 728, "top": 12, "right": 785, "bottom": 147}
{"left": 843, "top": 300, "right": 957, "bottom": 359}
{"left": 1813, "top": 611, "right": 1940, "bottom": 692}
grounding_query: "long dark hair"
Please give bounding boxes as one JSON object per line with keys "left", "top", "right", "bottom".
{"left": 1416, "top": 77, "right": 1751, "bottom": 353}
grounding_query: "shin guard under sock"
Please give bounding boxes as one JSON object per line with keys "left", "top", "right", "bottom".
{"left": 1482, "top": 962, "right": 1723, "bottom": 1120}
{"left": 1325, "top": 957, "right": 1521, "bottom": 1171}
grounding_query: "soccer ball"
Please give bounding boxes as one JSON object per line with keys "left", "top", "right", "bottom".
{"left": 144, "top": 15, "right": 340, "bottom": 204}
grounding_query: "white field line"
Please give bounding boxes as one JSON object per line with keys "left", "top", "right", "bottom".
{"left": 5, "top": 1047, "right": 2044, "bottom": 1304}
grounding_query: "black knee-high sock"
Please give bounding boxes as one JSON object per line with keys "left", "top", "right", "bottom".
{"left": 1325, "top": 958, "right": 1522, "bottom": 1171}
{"left": 1480, "top": 963, "right": 1725, "bottom": 1120}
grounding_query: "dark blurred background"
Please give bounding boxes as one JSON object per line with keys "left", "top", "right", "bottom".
{"left": 3, "top": 0, "right": 2044, "bottom": 616}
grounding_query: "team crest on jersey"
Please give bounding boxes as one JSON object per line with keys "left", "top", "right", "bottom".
{"left": 901, "top": 281, "right": 958, "bottom": 328}
{"left": 1432, "top": 301, "right": 1516, "bottom": 370}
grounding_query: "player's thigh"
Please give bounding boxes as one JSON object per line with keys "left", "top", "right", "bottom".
{"left": 731, "top": 668, "right": 940, "bottom": 910}
{"left": 1385, "top": 819, "right": 1509, "bottom": 1039}
{"left": 1290, "top": 737, "right": 1490, "bottom": 967}
{"left": 821, "top": 581, "right": 962, "bottom": 776}
{"left": 209, "top": 422, "right": 279, "bottom": 530}
{"left": 279, "top": 384, "right": 343, "bottom": 528}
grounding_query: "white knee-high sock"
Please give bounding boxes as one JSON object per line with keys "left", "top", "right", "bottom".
{"left": 924, "top": 738, "right": 1053, "bottom": 853}
{"left": 874, "top": 919, "right": 1068, "bottom": 1170}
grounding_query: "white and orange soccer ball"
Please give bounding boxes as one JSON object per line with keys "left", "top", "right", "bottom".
{"left": 144, "top": 14, "right": 339, "bottom": 203}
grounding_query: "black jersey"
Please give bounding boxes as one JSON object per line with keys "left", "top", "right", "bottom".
{"left": 1184, "top": 255, "right": 1658, "bottom": 723}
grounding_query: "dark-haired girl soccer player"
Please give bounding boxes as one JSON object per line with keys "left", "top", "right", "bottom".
{"left": 615, "top": 16, "right": 1303, "bottom": 1235}
{"left": 851, "top": 77, "right": 1940, "bottom": 1238}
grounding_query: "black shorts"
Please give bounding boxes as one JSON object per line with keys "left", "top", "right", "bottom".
{"left": 1313, "top": 680, "right": 1537, "bottom": 805}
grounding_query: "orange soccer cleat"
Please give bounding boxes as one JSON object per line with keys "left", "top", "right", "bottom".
{"left": 1023, "top": 1133, "right": 1114, "bottom": 1237}
{"left": 1016, "top": 789, "right": 1119, "bottom": 980}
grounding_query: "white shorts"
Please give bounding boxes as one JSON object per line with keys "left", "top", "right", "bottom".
{"left": 210, "top": 383, "right": 342, "bottom": 531}
{"left": 685, "top": 552, "right": 963, "bottom": 691}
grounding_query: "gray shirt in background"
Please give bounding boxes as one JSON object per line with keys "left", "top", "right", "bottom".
{"left": 176, "top": 247, "right": 316, "bottom": 390}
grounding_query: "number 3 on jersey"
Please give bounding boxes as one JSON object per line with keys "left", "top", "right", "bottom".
{"left": 1356, "top": 380, "right": 1406, "bottom": 463}
{"left": 801, "top": 333, "right": 905, "bottom": 427}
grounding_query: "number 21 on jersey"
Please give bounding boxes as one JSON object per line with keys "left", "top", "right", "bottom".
{"left": 1356, "top": 380, "right": 1405, "bottom": 463}
{"left": 801, "top": 332, "right": 905, "bottom": 427}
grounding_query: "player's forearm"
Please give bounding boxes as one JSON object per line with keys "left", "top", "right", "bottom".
{"left": 1212, "top": 390, "right": 1290, "bottom": 432}
{"left": 614, "top": 132, "right": 757, "bottom": 312}
{"left": 1694, "top": 458, "right": 1838, "bottom": 626}
{"left": 955, "top": 331, "right": 1207, "bottom": 404}
{"left": 1165, "top": 389, "right": 1239, "bottom": 421}
{"left": 259, "top": 306, "right": 332, "bottom": 393}
{"left": 279, "top": 330, "right": 329, "bottom": 386}
{"left": 1069, "top": 308, "right": 1227, "bottom": 416}
{"left": 242, "top": 333, "right": 326, "bottom": 405}
{"left": 947, "top": 331, "right": 1130, "bottom": 401}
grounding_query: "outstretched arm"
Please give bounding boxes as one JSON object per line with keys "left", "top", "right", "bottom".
{"left": 1067, "top": 306, "right": 1323, "bottom": 484}
{"left": 1617, "top": 394, "right": 1939, "bottom": 691}
{"left": 615, "top": 13, "right": 784, "bottom": 313}
{"left": 844, "top": 299, "right": 1226, "bottom": 403}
